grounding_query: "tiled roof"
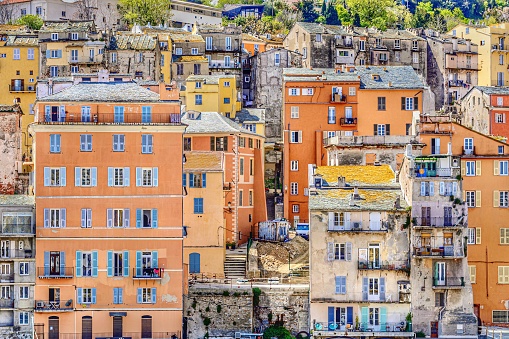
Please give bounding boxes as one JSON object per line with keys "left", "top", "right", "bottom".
{"left": 315, "top": 165, "right": 396, "bottom": 187}
{"left": 186, "top": 74, "right": 236, "bottom": 84}
{"left": 5, "top": 36, "right": 38, "bottom": 46}
{"left": 235, "top": 108, "right": 264, "bottom": 123}
{"left": 473, "top": 86, "right": 509, "bottom": 95}
{"left": 294, "top": 22, "right": 363, "bottom": 36}
{"left": 41, "top": 20, "right": 94, "bottom": 32}
{"left": 0, "top": 24, "right": 28, "bottom": 34}
{"left": 309, "top": 188, "right": 408, "bottom": 211}
{"left": 0, "top": 195, "right": 34, "bottom": 206}
{"left": 175, "top": 55, "right": 208, "bottom": 62}
{"left": 283, "top": 68, "right": 359, "bottom": 82}
{"left": 0, "top": 105, "right": 21, "bottom": 113}
{"left": 182, "top": 111, "right": 259, "bottom": 136}
{"left": 38, "top": 82, "right": 161, "bottom": 102}
{"left": 358, "top": 27, "right": 425, "bottom": 40}
{"left": 171, "top": 33, "right": 204, "bottom": 43}
{"left": 357, "top": 66, "right": 424, "bottom": 89}
{"left": 113, "top": 34, "right": 157, "bottom": 50}
{"left": 242, "top": 33, "right": 265, "bottom": 43}
{"left": 184, "top": 151, "right": 223, "bottom": 172}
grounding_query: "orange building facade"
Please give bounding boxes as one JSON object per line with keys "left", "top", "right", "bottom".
{"left": 30, "top": 82, "right": 185, "bottom": 338}
{"left": 282, "top": 66, "right": 424, "bottom": 224}
{"left": 419, "top": 117, "right": 509, "bottom": 325}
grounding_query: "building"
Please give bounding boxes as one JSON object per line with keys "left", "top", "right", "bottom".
{"left": 30, "top": 82, "right": 185, "bottom": 339}
{"left": 449, "top": 23, "right": 509, "bottom": 87}
{"left": 399, "top": 140, "right": 477, "bottom": 337}
{"left": 183, "top": 74, "right": 241, "bottom": 118}
{"left": 235, "top": 108, "right": 265, "bottom": 137}
{"left": 181, "top": 111, "right": 267, "bottom": 249}
{"left": 422, "top": 30, "right": 479, "bottom": 110}
{"left": 459, "top": 86, "right": 509, "bottom": 140}
{"left": 284, "top": 23, "right": 427, "bottom": 77}
{"left": 308, "top": 164, "right": 413, "bottom": 338}
{"left": 170, "top": 0, "right": 222, "bottom": 31}
{"left": 0, "top": 28, "right": 39, "bottom": 163}
{"left": 222, "top": 4, "right": 264, "bottom": 20}
{"left": 417, "top": 116, "right": 509, "bottom": 326}
{"left": 169, "top": 31, "right": 208, "bottom": 89}
{"left": 242, "top": 33, "right": 266, "bottom": 57}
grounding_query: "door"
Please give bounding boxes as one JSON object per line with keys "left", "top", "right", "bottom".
{"left": 51, "top": 106, "right": 58, "bottom": 122}
{"left": 345, "top": 106, "right": 353, "bottom": 122}
{"left": 421, "top": 207, "right": 431, "bottom": 226}
{"left": 431, "top": 138, "right": 440, "bottom": 155}
{"left": 82, "top": 316, "right": 92, "bottom": 339}
{"left": 48, "top": 316, "right": 59, "bottom": 339}
{"left": 444, "top": 207, "right": 452, "bottom": 226}
{"left": 141, "top": 315, "right": 152, "bottom": 339}
{"left": 0, "top": 241, "right": 9, "bottom": 258}
{"left": 430, "top": 321, "right": 439, "bottom": 338}
{"left": 368, "top": 244, "right": 380, "bottom": 269}
{"left": 50, "top": 252, "right": 60, "bottom": 275}
{"left": 113, "top": 316, "right": 123, "bottom": 337}
{"left": 189, "top": 253, "right": 200, "bottom": 274}
{"left": 370, "top": 212, "right": 381, "bottom": 230}
{"left": 435, "top": 262, "right": 446, "bottom": 286}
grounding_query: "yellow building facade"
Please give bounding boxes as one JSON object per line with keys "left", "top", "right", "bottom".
{"left": 183, "top": 74, "right": 241, "bottom": 118}
{"left": 450, "top": 23, "right": 509, "bottom": 86}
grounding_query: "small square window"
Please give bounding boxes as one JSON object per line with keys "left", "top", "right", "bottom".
{"left": 51, "top": 33, "right": 58, "bottom": 41}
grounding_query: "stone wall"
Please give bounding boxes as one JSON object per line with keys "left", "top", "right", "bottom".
{"left": 0, "top": 110, "right": 22, "bottom": 194}
{"left": 0, "top": 328, "right": 33, "bottom": 339}
{"left": 185, "top": 285, "right": 309, "bottom": 339}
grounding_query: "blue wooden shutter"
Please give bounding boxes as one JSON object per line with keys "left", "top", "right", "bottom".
{"left": 152, "top": 167, "right": 158, "bottom": 186}
{"left": 107, "top": 209, "right": 113, "bottom": 227}
{"left": 136, "top": 251, "right": 142, "bottom": 276}
{"left": 76, "top": 251, "right": 82, "bottom": 277}
{"left": 141, "top": 135, "right": 147, "bottom": 153}
{"left": 430, "top": 182, "right": 434, "bottom": 196}
{"left": 81, "top": 209, "right": 86, "bottom": 228}
{"left": 182, "top": 173, "right": 186, "bottom": 187}
{"left": 57, "top": 50, "right": 62, "bottom": 58}
{"left": 189, "top": 173, "right": 195, "bottom": 188}
{"left": 113, "top": 288, "right": 118, "bottom": 304}
{"left": 123, "top": 251, "right": 129, "bottom": 277}
{"left": 151, "top": 287, "right": 156, "bottom": 303}
{"left": 75, "top": 167, "right": 81, "bottom": 186}
{"left": 59, "top": 251, "right": 65, "bottom": 275}
{"left": 189, "top": 253, "right": 200, "bottom": 273}
{"left": 60, "top": 209, "right": 66, "bottom": 228}
{"left": 124, "top": 167, "right": 130, "bottom": 186}
{"left": 80, "top": 135, "right": 86, "bottom": 150}
{"left": 44, "top": 209, "right": 50, "bottom": 228}
{"left": 45, "top": 105, "right": 50, "bottom": 121}
{"left": 152, "top": 209, "right": 158, "bottom": 228}
{"left": 91, "top": 288, "right": 96, "bottom": 304}
{"left": 92, "top": 251, "right": 98, "bottom": 277}
{"left": 328, "top": 306, "right": 334, "bottom": 326}
{"left": 60, "top": 167, "right": 66, "bottom": 186}
{"left": 107, "top": 251, "right": 113, "bottom": 277}
{"left": 202, "top": 173, "right": 206, "bottom": 188}
{"left": 346, "top": 307, "right": 353, "bottom": 325}
{"left": 124, "top": 209, "right": 130, "bottom": 227}
{"left": 379, "top": 277, "right": 386, "bottom": 301}
{"left": 420, "top": 182, "right": 426, "bottom": 196}
{"left": 380, "top": 307, "right": 387, "bottom": 331}
{"left": 55, "top": 134, "right": 61, "bottom": 152}
{"left": 152, "top": 251, "right": 158, "bottom": 268}
{"left": 362, "top": 277, "right": 368, "bottom": 301}
{"left": 118, "top": 288, "right": 123, "bottom": 304}
{"left": 44, "top": 167, "right": 50, "bottom": 186}
{"left": 137, "top": 288, "right": 142, "bottom": 303}
{"left": 45, "top": 50, "right": 50, "bottom": 59}
{"left": 44, "top": 251, "right": 50, "bottom": 275}
{"left": 148, "top": 135, "right": 153, "bottom": 153}
{"left": 108, "top": 167, "right": 114, "bottom": 186}
{"left": 136, "top": 167, "right": 142, "bottom": 186}
{"left": 91, "top": 167, "right": 97, "bottom": 186}
{"left": 86, "top": 209, "right": 92, "bottom": 228}
{"left": 361, "top": 307, "right": 368, "bottom": 330}
{"left": 77, "top": 288, "right": 83, "bottom": 304}
{"left": 136, "top": 209, "right": 142, "bottom": 228}
{"left": 341, "top": 276, "right": 346, "bottom": 294}
{"left": 335, "top": 276, "right": 341, "bottom": 294}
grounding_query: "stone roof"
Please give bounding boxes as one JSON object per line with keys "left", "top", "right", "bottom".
{"left": 0, "top": 195, "right": 35, "bottom": 206}
{"left": 186, "top": 74, "right": 236, "bottom": 85}
{"left": 113, "top": 34, "right": 157, "bottom": 50}
{"left": 184, "top": 151, "right": 223, "bottom": 172}
{"left": 174, "top": 55, "right": 208, "bottom": 63}
{"left": 182, "top": 111, "right": 259, "bottom": 136}
{"left": 242, "top": 33, "right": 265, "bottom": 43}
{"left": 316, "top": 165, "right": 397, "bottom": 187}
{"left": 283, "top": 68, "right": 359, "bottom": 82}
{"left": 5, "top": 36, "right": 38, "bottom": 46}
{"left": 358, "top": 27, "right": 425, "bottom": 41}
{"left": 473, "top": 86, "right": 509, "bottom": 95}
{"left": 0, "top": 24, "right": 29, "bottom": 34}
{"left": 294, "top": 22, "right": 363, "bottom": 36}
{"left": 235, "top": 108, "right": 265, "bottom": 123}
{"left": 0, "top": 104, "right": 21, "bottom": 113}
{"left": 309, "top": 188, "right": 407, "bottom": 211}
{"left": 41, "top": 20, "right": 94, "bottom": 32}
{"left": 38, "top": 82, "right": 161, "bottom": 102}
{"left": 357, "top": 66, "right": 424, "bottom": 89}
{"left": 171, "top": 33, "right": 204, "bottom": 43}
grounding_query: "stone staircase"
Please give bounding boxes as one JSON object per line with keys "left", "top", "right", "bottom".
{"left": 224, "top": 253, "right": 246, "bottom": 278}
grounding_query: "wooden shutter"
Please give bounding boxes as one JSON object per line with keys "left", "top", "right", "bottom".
{"left": 327, "top": 242, "right": 334, "bottom": 261}
{"left": 113, "top": 316, "right": 123, "bottom": 337}
{"left": 373, "top": 124, "right": 377, "bottom": 135}
{"left": 494, "top": 160, "right": 500, "bottom": 175}
{"left": 414, "top": 97, "right": 419, "bottom": 110}
{"left": 379, "top": 278, "right": 385, "bottom": 301}
{"left": 461, "top": 160, "right": 466, "bottom": 176}
{"left": 494, "top": 190, "right": 500, "bottom": 207}
{"left": 401, "top": 97, "right": 406, "bottom": 110}
{"left": 475, "top": 191, "right": 482, "bottom": 207}
{"left": 476, "top": 161, "right": 482, "bottom": 176}
{"left": 82, "top": 316, "right": 92, "bottom": 339}
{"left": 476, "top": 228, "right": 481, "bottom": 244}
{"left": 48, "top": 317, "right": 60, "bottom": 339}
{"left": 362, "top": 277, "right": 368, "bottom": 301}
{"left": 385, "top": 124, "right": 390, "bottom": 135}
{"left": 346, "top": 242, "right": 352, "bottom": 261}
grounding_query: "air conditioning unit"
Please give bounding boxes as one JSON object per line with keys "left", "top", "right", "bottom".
{"left": 234, "top": 332, "right": 241, "bottom": 339}
{"left": 36, "top": 301, "right": 44, "bottom": 308}
{"left": 353, "top": 222, "right": 361, "bottom": 229}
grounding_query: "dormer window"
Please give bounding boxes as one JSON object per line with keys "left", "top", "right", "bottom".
{"left": 71, "top": 33, "right": 78, "bottom": 40}
{"left": 51, "top": 33, "right": 58, "bottom": 41}
{"left": 372, "top": 74, "right": 380, "bottom": 81}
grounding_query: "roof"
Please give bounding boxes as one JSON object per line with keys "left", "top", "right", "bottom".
{"left": 182, "top": 111, "right": 259, "bottom": 136}
{"left": 0, "top": 195, "right": 35, "bottom": 206}
{"left": 174, "top": 55, "right": 208, "bottom": 62}
{"left": 223, "top": 4, "right": 264, "bottom": 11}
{"left": 358, "top": 27, "right": 425, "bottom": 40}
{"left": 309, "top": 188, "right": 408, "bottom": 211}
{"left": 293, "top": 22, "right": 363, "bottom": 36}
{"left": 171, "top": 33, "right": 204, "bottom": 43}
{"left": 315, "top": 165, "right": 397, "bottom": 187}
{"left": 242, "top": 33, "right": 265, "bottom": 43}
{"left": 235, "top": 108, "right": 265, "bottom": 123}
{"left": 184, "top": 151, "right": 223, "bottom": 172}
{"left": 357, "top": 66, "right": 424, "bottom": 89}
{"left": 38, "top": 82, "right": 161, "bottom": 102}
{"left": 0, "top": 104, "right": 21, "bottom": 113}
{"left": 196, "top": 24, "right": 242, "bottom": 34}
{"left": 0, "top": 24, "right": 28, "bottom": 34}
{"left": 40, "top": 20, "right": 95, "bottom": 32}
{"left": 112, "top": 34, "right": 157, "bottom": 50}
{"left": 472, "top": 86, "right": 509, "bottom": 95}
{"left": 283, "top": 68, "right": 359, "bottom": 82}
{"left": 5, "top": 36, "right": 38, "bottom": 46}
{"left": 186, "top": 74, "right": 236, "bottom": 84}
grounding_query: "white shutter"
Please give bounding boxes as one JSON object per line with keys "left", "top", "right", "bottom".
{"left": 346, "top": 242, "right": 352, "bottom": 261}
{"left": 439, "top": 182, "right": 445, "bottom": 196}
{"left": 494, "top": 160, "right": 500, "bottom": 176}
{"left": 429, "top": 182, "right": 434, "bottom": 196}
{"left": 328, "top": 212, "right": 334, "bottom": 229}
{"left": 327, "top": 242, "right": 334, "bottom": 261}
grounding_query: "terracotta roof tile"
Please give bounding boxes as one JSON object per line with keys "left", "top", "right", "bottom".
{"left": 184, "top": 151, "right": 223, "bottom": 172}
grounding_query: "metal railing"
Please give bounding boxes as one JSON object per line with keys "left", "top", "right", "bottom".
{"left": 462, "top": 146, "right": 475, "bottom": 155}
{"left": 133, "top": 267, "right": 163, "bottom": 279}
{"left": 0, "top": 249, "right": 34, "bottom": 259}
{"left": 449, "top": 80, "right": 464, "bottom": 87}
{"left": 413, "top": 245, "right": 464, "bottom": 257}
{"left": 34, "top": 299, "right": 73, "bottom": 311}
{"left": 328, "top": 221, "right": 388, "bottom": 232}
{"left": 55, "top": 332, "right": 180, "bottom": 339}
{"left": 0, "top": 299, "right": 14, "bottom": 308}
{"left": 340, "top": 117, "right": 357, "bottom": 126}
{"left": 331, "top": 94, "right": 347, "bottom": 103}
{"left": 358, "top": 260, "right": 409, "bottom": 271}
{"left": 433, "top": 276, "right": 465, "bottom": 288}
{"left": 0, "top": 273, "right": 14, "bottom": 281}
{"left": 413, "top": 217, "right": 465, "bottom": 227}
{"left": 414, "top": 167, "right": 460, "bottom": 178}
{"left": 37, "top": 267, "right": 74, "bottom": 278}
{"left": 1, "top": 223, "right": 34, "bottom": 234}
{"left": 40, "top": 113, "right": 182, "bottom": 125}
{"left": 314, "top": 321, "right": 409, "bottom": 332}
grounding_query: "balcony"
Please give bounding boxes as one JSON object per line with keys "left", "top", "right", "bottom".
{"left": 358, "top": 260, "right": 409, "bottom": 272}
{"left": 328, "top": 221, "right": 388, "bottom": 232}
{"left": 0, "top": 249, "right": 34, "bottom": 259}
{"left": 208, "top": 62, "right": 241, "bottom": 69}
{"left": 57, "top": 332, "right": 180, "bottom": 339}
{"left": 331, "top": 93, "right": 347, "bottom": 103}
{"left": 40, "top": 113, "right": 182, "bottom": 125}
{"left": 449, "top": 80, "right": 464, "bottom": 87}
{"left": 69, "top": 55, "right": 103, "bottom": 64}
{"left": 37, "top": 267, "right": 74, "bottom": 279}
{"left": 0, "top": 273, "right": 14, "bottom": 282}
{"left": 335, "top": 38, "right": 353, "bottom": 47}
{"left": 433, "top": 276, "right": 465, "bottom": 289}
{"left": 313, "top": 321, "right": 411, "bottom": 335}
{"left": 413, "top": 217, "right": 465, "bottom": 228}
{"left": 492, "top": 44, "right": 509, "bottom": 51}
{"left": 340, "top": 117, "right": 357, "bottom": 126}
{"left": 413, "top": 246, "right": 464, "bottom": 258}
{"left": 462, "top": 146, "right": 475, "bottom": 155}
{"left": 132, "top": 267, "right": 163, "bottom": 279}
{"left": 0, "top": 299, "right": 14, "bottom": 308}
{"left": 1, "top": 223, "right": 34, "bottom": 235}
{"left": 35, "top": 299, "right": 73, "bottom": 312}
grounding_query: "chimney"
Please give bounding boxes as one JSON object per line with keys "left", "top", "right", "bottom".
{"left": 452, "top": 37, "right": 458, "bottom": 51}
{"left": 395, "top": 170, "right": 400, "bottom": 183}
{"left": 388, "top": 81, "right": 392, "bottom": 87}
{"left": 337, "top": 176, "right": 346, "bottom": 187}
{"left": 466, "top": 39, "right": 471, "bottom": 52}
{"left": 394, "top": 196, "right": 401, "bottom": 209}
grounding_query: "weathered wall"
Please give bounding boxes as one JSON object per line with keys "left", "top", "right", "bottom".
{"left": 0, "top": 111, "right": 22, "bottom": 194}
{"left": 0, "top": 328, "right": 32, "bottom": 339}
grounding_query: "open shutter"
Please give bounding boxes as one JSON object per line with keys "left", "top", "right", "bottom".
{"left": 494, "top": 190, "right": 500, "bottom": 207}
{"left": 298, "top": 131, "right": 302, "bottom": 143}
{"left": 362, "top": 277, "right": 368, "bottom": 301}
{"left": 452, "top": 182, "right": 458, "bottom": 195}
{"left": 60, "top": 167, "right": 66, "bottom": 186}
{"left": 346, "top": 242, "right": 352, "bottom": 261}
{"left": 461, "top": 160, "right": 466, "bottom": 176}
{"left": 60, "top": 209, "right": 66, "bottom": 228}
{"left": 136, "top": 251, "right": 142, "bottom": 276}
{"left": 137, "top": 288, "right": 142, "bottom": 303}
{"left": 81, "top": 209, "right": 86, "bottom": 228}
{"left": 385, "top": 124, "right": 390, "bottom": 135}
{"left": 380, "top": 307, "right": 387, "bottom": 330}
{"left": 76, "top": 251, "right": 82, "bottom": 277}
{"left": 328, "top": 212, "right": 334, "bottom": 229}
{"left": 136, "top": 209, "right": 142, "bottom": 228}
{"left": 151, "top": 287, "right": 156, "bottom": 303}
{"left": 60, "top": 251, "right": 65, "bottom": 275}
{"left": 108, "top": 168, "right": 114, "bottom": 186}
{"left": 439, "top": 182, "right": 444, "bottom": 195}
{"left": 45, "top": 105, "right": 51, "bottom": 121}
{"left": 77, "top": 288, "right": 83, "bottom": 304}
{"left": 373, "top": 124, "right": 377, "bottom": 135}
{"left": 152, "top": 251, "right": 158, "bottom": 268}
{"left": 44, "top": 209, "right": 50, "bottom": 228}
{"left": 202, "top": 173, "right": 206, "bottom": 188}
{"left": 91, "top": 167, "right": 97, "bottom": 186}
{"left": 476, "top": 161, "right": 482, "bottom": 176}
{"left": 476, "top": 191, "right": 482, "bottom": 207}
{"left": 494, "top": 160, "right": 500, "bottom": 175}
{"left": 123, "top": 251, "right": 129, "bottom": 277}
{"left": 124, "top": 167, "right": 130, "bottom": 186}
{"left": 430, "top": 182, "right": 434, "bottom": 196}
{"left": 152, "top": 209, "right": 158, "bottom": 228}
{"left": 107, "top": 251, "right": 113, "bottom": 277}
{"left": 182, "top": 174, "right": 187, "bottom": 187}
{"left": 152, "top": 167, "right": 158, "bottom": 187}
{"left": 124, "top": 209, "right": 130, "bottom": 227}
{"left": 476, "top": 228, "right": 481, "bottom": 244}
{"left": 113, "top": 288, "right": 118, "bottom": 304}
{"left": 414, "top": 97, "right": 419, "bottom": 110}
{"left": 328, "top": 306, "right": 334, "bottom": 326}
{"left": 92, "top": 251, "right": 98, "bottom": 277}
{"left": 136, "top": 168, "right": 142, "bottom": 186}
{"left": 189, "top": 173, "right": 195, "bottom": 188}
{"left": 361, "top": 307, "right": 368, "bottom": 329}
{"left": 44, "top": 167, "right": 50, "bottom": 186}
{"left": 379, "top": 277, "right": 386, "bottom": 301}
{"left": 118, "top": 288, "right": 123, "bottom": 304}
{"left": 210, "top": 137, "right": 215, "bottom": 151}
{"left": 327, "top": 242, "right": 334, "bottom": 261}
{"left": 59, "top": 106, "right": 65, "bottom": 122}
{"left": 401, "top": 97, "right": 406, "bottom": 110}
{"left": 341, "top": 276, "right": 346, "bottom": 294}
{"left": 44, "top": 251, "right": 50, "bottom": 275}
{"left": 421, "top": 182, "right": 426, "bottom": 196}
{"left": 107, "top": 209, "right": 113, "bottom": 228}
{"left": 75, "top": 167, "right": 81, "bottom": 186}
{"left": 91, "top": 288, "right": 96, "bottom": 304}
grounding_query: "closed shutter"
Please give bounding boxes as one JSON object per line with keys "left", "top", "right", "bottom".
{"left": 136, "top": 209, "right": 142, "bottom": 228}
{"left": 380, "top": 307, "right": 387, "bottom": 329}
{"left": 91, "top": 168, "right": 97, "bottom": 186}
{"left": 92, "top": 251, "right": 98, "bottom": 277}
{"left": 362, "top": 277, "right": 368, "bottom": 301}
{"left": 141, "top": 316, "right": 152, "bottom": 339}
{"left": 461, "top": 160, "right": 466, "bottom": 176}
{"left": 476, "top": 228, "right": 481, "bottom": 244}
{"left": 346, "top": 242, "right": 352, "bottom": 261}
{"left": 429, "top": 182, "right": 434, "bottom": 196}
{"left": 124, "top": 209, "right": 130, "bottom": 227}
{"left": 414, "top": 97, "right": 419, "bottom": 110}
{"left": 401, "top": 97, "right": 406, "bottom": 110}
{"left": 373, "top": 124, "right": 377, "bottom": 135}
{"left": 475, "top": 191, "right": 482, "bottom": 207}
{"left": 385, "top": 124, "right": 390, "bottom": 135}
{"left": 82, "top": 316, "right": 92, "bottom": 339}
{"left": 379, "top": 277, "right": 386, "bottom": 301}
{"left": 328, "top": 306, "right": 334, "bottom": 326}
{"left": 113, "top": 316, "right": 123, "bottom": 337}
{"left": 152, "top": 209, "right": 158, "bottom": 228}
{"left": 107, "top": 251, "right": 113, "bottom": 277}
{"left": 327, "top": 242, "right": 334, "bottom": 261}
{"left": 75, "top": 167, "right": 81, "bottom": 186}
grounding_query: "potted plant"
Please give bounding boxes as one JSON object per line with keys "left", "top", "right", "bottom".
{"left": 226, "top": 241, "right": 236, "bottom": 250}
{"left": 405, "top": 312, "right": 412, "bottom": 332}
{"left": 355, "top": 315, "right": 360, "bottom": 330}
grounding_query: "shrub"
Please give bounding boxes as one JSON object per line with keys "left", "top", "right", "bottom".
{"left": 263, "top": 325, "right": 294, "bottom": 339}
{"left": 253, "top": 287, "right": 262, "bottom": 306}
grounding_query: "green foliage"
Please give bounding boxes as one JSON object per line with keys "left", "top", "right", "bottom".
{"left": 233, "top": 292, "right": 241, "bottom": 297}
{"left": 297, "top": 0, "right": 320, "bottom": 22}
{"left": 252, "top": 287, "right": 262, "bottom": 307}
{"left": 16, "top": 15, "right": 43, "bottom": 30}
{"left": 324, "top": 1, "right": 341, "bottom": 24}
{"left": 343, "top": 0, "right": 405, "bottom": 30}
{"left": 263, "top": 325, "right": 295, "bottom": 339}
{"left": 222, "top": 290, "right": 230, "bottom": 296}
{"left": 118, "top": 0, "right": 171, "bottom": 25}
{"left": 203, "top": 317, "right": 211, "bottom": 326}
{"left": 205, "top": 306, "right": 210, "bottom": 312}
{"left": 216, "top": 304, "right": 222, "bottom": 313}
{"left": 416, "top": 331, "right": 426, "bottom": 338}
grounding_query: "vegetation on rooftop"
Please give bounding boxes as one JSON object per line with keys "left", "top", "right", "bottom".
{"left": 118, "top": 0, "right": 172, "bottom": 25}
{"left": 16, "top": 15, "right": 43, "bottom": 30}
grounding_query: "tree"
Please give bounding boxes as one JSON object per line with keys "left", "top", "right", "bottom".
{"left": 0, "top": 0, "right": 19, "bottom": 24}
{"left": 118, "top": 0, "right": 171, "bottom": 26}
{"left": 325, "top": 1, "right": 341, "bottom": 24}
{"left": 263, "top": 326, "right": 295, "bottom": 339}
{"left": 346, "top": 0, "right": 400, "bottom": 29}
{"left": 75, "top": 0, "right": 96, "bottom": 21}
{"left": 321, "top": 0, "right": 327, "bottom": 16}
{"left": 297, "top": 0, "right": 319, "bottom": 22}
{"left": 16, "top": 14, "right": 43, "bottom": 30}
{"left": 410, "top": 1, "right": 433, "bottom": 28}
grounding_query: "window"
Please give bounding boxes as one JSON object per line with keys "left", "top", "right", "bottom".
{"left": 302, "top": 47, "right": 307, "bottom": 58}
{"left": 249, "top": 190, "right": 253, "bottom": 206}
{"left": 13, "top": 48, "right": 20, "bottom": 60}
{"left": 75, "top": 167, "right": 97, "bottom": 187}
{"left": 290, "top": 182, "right": 298, "bottom": 195}
{"left": 224, "top": 56, "right": 231, "bottom": 67}
{"left": 466, "top": 191, "right": 476, "bottom": 207}
{"left": 44, "top": 167, "right": 66, "bottom": 187}
{"left": 239, "top": 158, "right": 244, "bottom": 175}
{"left": 210, "top": 137, "right": 228, "bottom": 151}
{"left": 189, "top": 173, "right": 206, "bottom": 188}
{"left": 195, "top": 94, "right": 202, "bottom": 105}
{"left": 496, "top": 113, "right": 506, "bottom": 123}
{"left": 288, "top": 88, "right": 300, "bottom": 96}
{"left": 19, "top": 286, "right": 29, "bottom": 299}
{"left": 36, "top": 6, "right": 42, "bottom": 15}
{"left": 195, "top": 82, "right": 202, "bottom": 89}
{"left": 71, "top": 32, "right": 78, "bottom": 40}
{"left": 78, "top": 251, "right": 94, "bottom": 277}
{"left": 394, "top": 39, "right": 400, "bottom": 48}
{"left": 27, "top": 48, "right": 34, "bottom": 60}
{"left": 114, "top": 106, "right": 124, "bottom": 123}
{"left": 138, "top": 287, "right": 156, "bottom": 303}
{"left": 19, "top": 262, "right": 29, "bottom": 275}
{"left": 239, "top": 190, "right": 243, "bottom": 206}
{"left": 43, "top": 208, "right": 66, "bottom": 228}
{"left": 499, "top": 191, "right": 509, "bottom": 207}
{"left": 21, "top": 8, "right": 26, "bottom": 15}
{"left": 376, "top": 124, "right": 387, "bottom": 136}
{"left": 136, "top": 167, "right": 158, "bottom": 187}
{"left": 141, "top": 106, "right": 152, "bottom": 123}
{"left": 50, "top": 66, "right": 58, "bottom": 77}
{"left": 80, "top": 134, "right": 92, "bottom": 152}
{"left": 225, "top": 37, "right": 232, "bottom": 50}
{"left": 501, "top": 228, "right": 509, "bottom": 244}
{"left": 194, "top": 198, "right": 203, "bottom": 214}
{"left": 224, "top": 97, "right": 231, "bottom": 104}
{"left": 499, "top": 161, "right": 509, "bottom": 175}
{"left": 136, "top": 209, "right": 158, "bottom": 228}
{"left": 494, "top": 310, "right": 509, "bottom": 323}
{"left": 250, "top": 159, "right": 254, "bottom": 175}
{"left": 19, "top": 312, "right": 29, "bottom": 325}
{"left": 290, "top": 131, "right": 302, "bottom": 143}
{"left": 113, "top": 134, "right": 125, "bottom": 152}
{"left": 194, "top": 64, "right": 201, "bottom": 75}
{"left": 107, "top": 209, "right": 130, "bottom": 228}
{"left": 335, "top": 276, "right": 346, "bottom": 294}
{"left": 113, "top": 287, "right": 123, "bottom": 304}
{"left": 50, "top": 50, "right": 61, "bottom": 58}
{"left": 302, "top": 88, "right": 314, "bottom": 95}
{"left": 467, "top": 228, "right": 476, "bottom": 244}
{"left": 206, "top": 37, "right": 212, "bottom": 50}
{"left": 464, "top": 138, "right": 473, "bottom": 153}
{"left": 176, "top": 63, "right": 183, "bottom": 75}
{"left": 0, "top": 54, "right": 6, "bottom": 58}
{"left": 500, "top": 55, "right": 505, "bottom": 66}
{"left": 420, "top": 182, "right": 434, "bottom": 196}
{"left": 224, "top": 81, "right": 230, "bottom": 87}
{"left": 290, "top": 107, "right": 299, "bottom": 118}
{"left": 291, "top": 160, "right": 298, "bottom": 171}
{"left": 175, "top": 47, "right": 182, "bottom": 55}
{"left": 81, "top": 208, "right": 92, "bottom": 228}
{"left": 359, "top": 40, "right": 365, "bottom": 51}
{"left": 274, "top": 53, "right": 280, "bottom": 66}
{"left": 500, "top": 146, "right": 505, "bottom": 155}
{"left": 328, "top": 107, "right": 336, "bottom": 124}
{"left": 238, "top": 137, "right": 245, "bottom": 147}
{"left": 141, "top": 135, "right": 153, "bottom": 154}
{"left": 348, "top": 87, "right": 356, "bottom": 96}
{"left": 466, "top": 161, "right": 475, "bottom": 176}
{"left": 191, "top": 48, "right": 198, "bottom": 55}
{"left": 402, "top": 97, "right": 418, "bottom": 110}
{"left": 435, "top": 292, "right": 445, "bottom": 307}
{"left": 292, "top": 204, "right": 300, "bottom": 213}
{"left": 377, "top": 97, "right": 386, "bottom": 110}
{"left": 107, "top": 167, "right": 129, "bottom": 187}
{"left": 111, "top": 52, "right": 117, "bottom": 63}
{"left": 49, "top": 134, "right": 61, "bottom": 153}
{"left": 499, "top": 266, "right": 509, "bottom": 284}
{"left": 77, "top": 288, "right": 96, "bottom": 304}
